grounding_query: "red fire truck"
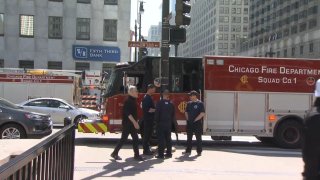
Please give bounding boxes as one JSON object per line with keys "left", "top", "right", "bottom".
{"left": 96, "top": 56, "right": 320, "bottom": 148}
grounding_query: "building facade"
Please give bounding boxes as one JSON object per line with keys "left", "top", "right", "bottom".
{"left": 179, "top": 0, "right": 249, "bottom": 57}
{"left": 0, "top": 0, "right": 131, "bottom": 71}
{"left": 239, "top": 0, "right": 320, "bottom": 58}
{"left": 147, "top": 23, "right": 162, "bottom": 56}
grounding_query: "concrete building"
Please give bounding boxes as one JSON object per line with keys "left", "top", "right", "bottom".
{"left": 179, "top": 0, "right": 249, "bottom": 57}
{"left": 146, "top": 0, "right": 176, "bottom": 57}
{"left": 239, "top": 0, "right": 320, "bottom": 58}
{"left": 147, "top": 23, "right": 162, "bottom": 56}
{"left": 0, "top": 0, "right": 131, "bottom": 71}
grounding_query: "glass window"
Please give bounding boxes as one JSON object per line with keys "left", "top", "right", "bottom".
{"left": 291, "top": 47, "right": 295, "bottom": 56}
{"left": 299, "top": 22, "right": 307, "bottom": 32}
{"left": 103, "top": 19, "right": 117, "bottom": 41}
{"left": 284, "top": 49, "right": 287, "bottom": 57}
{"left": 25, "top": 100, "right": 49, "bottom": 107}
{"left": 102, "top": 63, "right": 116, "bottom": 80}
{"left": 237, "top": 8, "right": 241, "bottom": 14}
{"left": 243, "top": 17, "right": 248, "bottom": 23}
{"left": 309, "top": 19, "right": 317, "bottom": 29}
{"left": 49, "top": 100, "right": 67, "bottom": 108}
{"left": 75, "top": 62, "right": 90, "bottom": 71}
{"left": 300, "top": 45, "right": 304, "bottom": 55}
{"left": 104, "top": 0, "right": 117, "bottom": 5}
{"left": 77, "top": 0, "right": 91, "bottom": 3}
{"left": 48, "top": 16, "right": 63, "bottom": 39}
{"left": 0, "top": 59, "right": 3, "bottom": 67}
{"left": 48, "top": 61, "right": 62, "bottom": 70}
{"left": 170, "top": 59, "right": 203, "bottom": 93}
{"left": 0, "top": 14, "right": 3, "bottom": 35}
{"left": 224, "top": 25, "right": 229, "bottom": 31}
{"left": 291, "top": 25, "right": 298, "bottom": 34}
{"left": 49, "top": 0, "right": 63, "bottom": 2}
{"left": 76, "top": 18, "right": 90, "bottom": 40}
{"left": 19, "top": 60, "right": 34, "bottom": 69}
{"left": 20, "top": 15, "right": 34, "bottom": 37}
{"left": 309, "top": 43, "right": 314, "bottom": 52}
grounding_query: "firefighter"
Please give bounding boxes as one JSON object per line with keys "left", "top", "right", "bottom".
{"left": 302, "top": 79, "right": 320, "bottom": 180}
{"left": 155, "top": 89, "right": 176, "bottom": 159}
{"left": 183, "top": 90, "right": 205, "bottom": 156}
{"left": 110, "top": 86, "right": 144, "bottom": 161}
{"left": 142, "top": 84, "right": 156, "bottom": 155}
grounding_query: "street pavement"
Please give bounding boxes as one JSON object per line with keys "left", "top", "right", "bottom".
{"left": 74, "top": 131, "right": 303, "bottom": 180}
{"left": 0, "top": 128, "right": 304, "bottom": 179}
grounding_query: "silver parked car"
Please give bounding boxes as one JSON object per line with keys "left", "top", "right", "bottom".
{"left": 0, "top": 97, "right": 52, "bottom": 139}
{"left": 19, "top": 98, "right": 100, "bottom": 125}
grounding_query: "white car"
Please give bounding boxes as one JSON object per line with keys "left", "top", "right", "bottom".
{"left": 19, "top": 98, "right": 100, "bottom": 125}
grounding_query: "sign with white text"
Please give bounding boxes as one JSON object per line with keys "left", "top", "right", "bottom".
{"left": 73, "top": 45, "right": 121, "bottom": 62}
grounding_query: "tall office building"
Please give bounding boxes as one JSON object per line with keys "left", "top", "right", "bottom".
{"left": 147, "top": 23, "right": 162, "bottom": 56}
{"left": 239, "top": 0, "right": 320, "bottom": 58}
{"left": 0, "top": 0, "right": 131, "bottom": 71}
{"left": 179, "top": 0, "right": 249, "bottom": 57}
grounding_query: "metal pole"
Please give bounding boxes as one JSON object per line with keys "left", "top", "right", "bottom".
{"left": 175, "top": 44, "right": 178, "bottom": 57}
{"left": 138, "top": 12, "right": 142, "bottom": 61}
{"left": 134, "top": 21, "right": 137, "bottom": 62}
{"left": 161, "top": 0, "right": 170, "bottom": 93}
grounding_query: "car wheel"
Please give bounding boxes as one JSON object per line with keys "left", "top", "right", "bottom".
{"left": 0, "top": 124, "right": 27, "bottom": 139}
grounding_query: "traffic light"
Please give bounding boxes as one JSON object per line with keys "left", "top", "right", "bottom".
{"left": 169, "top": 27, "right": 186, "bottom": 44}
{"left": 139, "top": 37, "right": 148, "bottom": 58}
{"left": 175, "top": 0, "right": 191, "bottom": 26}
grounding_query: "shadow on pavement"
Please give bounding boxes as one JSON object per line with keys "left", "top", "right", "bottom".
{"left": 75, "top": 137, "right": 301, "bottom": 158}
{"left": 80, "top": 157, "right": 163, "bottom": 179}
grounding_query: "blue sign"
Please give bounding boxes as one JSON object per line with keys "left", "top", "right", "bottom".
{"left": 73, "top": 45, "right": 121, "bottom": 62}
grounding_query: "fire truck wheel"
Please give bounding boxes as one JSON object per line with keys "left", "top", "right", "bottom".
{"left": 274, "top": 120, "right": 302, "bottom": 149}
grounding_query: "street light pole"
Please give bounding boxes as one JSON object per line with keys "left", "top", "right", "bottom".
{"left": 160, "top": 0, "right": 170, "bottom": 93}
{"left": 138, "top": 1, "right": 144, "bottom": 61}
{"left": 134, "top": 20, "right": 137, "bottom": 62}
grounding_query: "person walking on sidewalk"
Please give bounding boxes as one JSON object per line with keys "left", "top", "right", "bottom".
{"left": 142, "top": 84, "right": 156, "bottom": 155}
{"left": 302, "top": 79, "right": 320, "bottom": 180}
{"left": 155, "top": 89, "right": 177, "bottom": 159}
{"left": 110, "top": 86, "right": 144, "bottom": 161}
{"left": 183, "top": 90, "right": 205, "bottom": 156}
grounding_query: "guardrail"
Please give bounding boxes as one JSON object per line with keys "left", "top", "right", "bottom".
{"left": 0, "top": 124, "right": 75, "bottom": 180}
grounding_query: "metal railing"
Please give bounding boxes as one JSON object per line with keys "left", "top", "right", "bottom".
{"left": 0, "top": 124, "right": 75, "bottom": 180}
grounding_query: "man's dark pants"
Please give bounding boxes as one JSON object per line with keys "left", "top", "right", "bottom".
{"left": 143, "top": 119, "right": 154, "bottom": 153}
{"left": 186, "top": 120, "right": 202, "bottom": 154}
{"left": 303, "top": 141, "right": 320, "bottom": 180}
{"left": 113, "top": 124, "right": 139, "bottom": 157}
{"left": 157, "top": 127, "right": 172, "bottom": 156}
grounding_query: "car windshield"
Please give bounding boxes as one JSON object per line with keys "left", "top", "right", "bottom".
{"left": 105, "top": 70, "right": 116, "bottom": 96}
{"left": 0, "top": 98, "right": 21, "bottom": 109}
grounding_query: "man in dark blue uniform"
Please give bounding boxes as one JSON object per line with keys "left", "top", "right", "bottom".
{"left": 142, "top": 84, "right": 156, "bottom": 155}
{"left": 302, "top": 79, "right": 320, "bottom": 180}
{"left": 155, "top": 89, "right": 176, "bottom": 159}
{"left": 183, "top": 90, "right": 205, "bottom": 156}
{"left": 110, "top": 86, "right": 144, "bottom": 161}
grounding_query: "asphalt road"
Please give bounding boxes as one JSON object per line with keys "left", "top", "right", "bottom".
{"left": 73, "top": 131, "right": 303, "bottom": 180}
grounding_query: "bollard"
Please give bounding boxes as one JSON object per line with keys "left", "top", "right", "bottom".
{"left": 64, "top": 117, "right": 72, "bottom": 126}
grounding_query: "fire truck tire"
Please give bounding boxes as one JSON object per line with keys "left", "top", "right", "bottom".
{"left": 274, "top": 120, "right": 303, "bottom": 149}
